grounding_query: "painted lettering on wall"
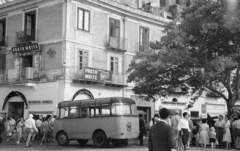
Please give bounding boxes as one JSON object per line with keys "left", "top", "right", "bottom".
{"left": 28, "top": 100, "right": 53, "bottom": 104}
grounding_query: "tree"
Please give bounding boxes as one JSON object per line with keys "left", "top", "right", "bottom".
{"left": 127, "top": 0, "right": 240, "bottom": 113}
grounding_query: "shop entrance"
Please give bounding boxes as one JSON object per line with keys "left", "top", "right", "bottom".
{"left": 8, "top": 102, "right": 24, "bottom": 120}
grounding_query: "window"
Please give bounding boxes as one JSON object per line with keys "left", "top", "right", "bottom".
{"left": 110, "top": 56, "right": 118, "bottom": 75}
{"left": 78, "top": 50, "right": 88, "bottom": 70}
{"left": 0, "top": 18, "right": 6, "bottom": 47}
{"left": 69, "top": 106, "right": 79, "bottom": 118}
{"left": 160, "top": 0, "right": 166, "bottom": 7}
{"left": 131, "top": 104, "right": 138, "bottom": 116}
{"left": 101, "top": 104, "right": 110, "bottom": 115}
{"left": 59, "top": 107, "right": 69, "bottom": 118}
{"left": 0, "top": 54, "right": 6, "bottom": 73}
{"left": 190, "top": 111, "right": 199, "bottom": 119}
{"left": 77, "top": 8, "right": 90, "bottom": 32}
{"left": 109, "top": 18, "right": 120, "bottom": 38}
{"left": 139, "top": 26, "right": 149, "bottom": 46}
{"left": 24, "top": 11, "right": 36, "bottom": 42}
{"left": 111, "top": 103, "right": 131, "bottom": 115}
{"left": 80, "top": 105, "right": 89, "bottom": 118}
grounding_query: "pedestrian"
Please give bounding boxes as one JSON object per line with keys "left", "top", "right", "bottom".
{"left": 187, "top": 117, "right": 193, "bottom": 149}
{"left": 0, "top": 117, "right": 4, "bottom": 143}
{"left": 40, "top": 117, "right": 49, "bottom": 145}
{"left": 25, "top": 114, "right": 38, "bottom": 147}
{"left": 214, "top": 115, "right": 224, "bottom": 148}
{"left": 232, "top": 115, "right": 240, "bottom": 149}
{"left": 48, "top": 115, "right": 55, "bottom": 142}
{"left": 209, "top": 127, "right": 217, "bottom": 151}
{"left": 138, "top": 114, "right": 145, "bottom": 145}
{"left": 4, "top": 117, "right": 12, "bottom": 141}
{"left": 9, "top": 117, "right": 16, "bottom": 140}
{"left": 16, "top": 118, "right": 24, "bottom": 145}
{"left": 148, "top": 108, "right": 175, "bottom": 151}
{"left": 32, "top": 115, "right": 42, "bottom": 141}
{"left": 199, "top": 119, "right": 209, "bottom": 150}
{"left": 149, "top": 114, "right": 159, "bottom": 128}
{"left": 171, "top": 110, "right": 181, "bottom": 148}
{"left": 223, "top": 115, "right": 231, "bottom": 149}
{"left": 178, "top": 112, "right": 190, "bottom": 151}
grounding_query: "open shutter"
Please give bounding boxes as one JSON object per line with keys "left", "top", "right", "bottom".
{"left": 83, "top": 51, "right": 88, "bottom": 68}
{"left": 0, "top": 54, "right": 6, "bottom": 73}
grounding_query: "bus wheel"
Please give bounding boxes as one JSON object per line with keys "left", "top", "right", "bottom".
{"left": 93, "top": 131, "right": 108, "bottom": 147}
{"left": 77, "top": 139, "right": 88, "bottom": 146}
{"left": 56, "top": 131, "right": 69, "bottom": 146}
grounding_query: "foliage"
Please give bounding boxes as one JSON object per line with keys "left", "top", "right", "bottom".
{"left": 127, "top": 0, "right": 240, "bottom": 112}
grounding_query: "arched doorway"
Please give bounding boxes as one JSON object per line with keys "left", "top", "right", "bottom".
{"left": 71, "top": 89, "right": 94, "bottom": 101}
{"left": 2, "top": 91, "right": 27, "bottom": 120}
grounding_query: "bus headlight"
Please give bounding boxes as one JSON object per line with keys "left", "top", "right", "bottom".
{"left": 127, "top": 122, "right": 131, "bottom": 131}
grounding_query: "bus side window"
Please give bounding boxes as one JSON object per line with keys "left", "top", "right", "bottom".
{"left": 101, "top": 104, "right": 110, "bottom": 116}
{"left": 59, "top": 107, "right": 69, "bottom": 119}
{"left": 69, "top": 106, "right": 79, "bottom": 118}
{"left": 95, "top": 104, "right": 101, "bottom": 116}
{"left": 81, "top": 106, "right": 89, "bottom": 118}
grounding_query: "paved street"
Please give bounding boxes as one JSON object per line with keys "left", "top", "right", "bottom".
{"left": 0, "top": 139, "right": 239, "bottom": 151}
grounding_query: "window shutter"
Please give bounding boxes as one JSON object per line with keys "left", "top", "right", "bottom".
{"left": 0, "top": 54, "right": 6, "bottom": 72}
{"left": 115, "top": 20, "right": 120, "bottom": 38}
{"left": 83, "top": 51, "right": 88, "bottom": 67}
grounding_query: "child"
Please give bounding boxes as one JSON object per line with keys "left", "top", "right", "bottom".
{"left": 209, "top": 127, "right": 216, "bottom": 151}
{"left": 16, "top": 118, "right": 23, "bottom": 145}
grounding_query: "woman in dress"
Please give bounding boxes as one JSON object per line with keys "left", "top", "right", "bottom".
{"left": 223, "top": 115, "right": 231, "bottom": 149}
{"left": 199, "top": 119, "right": 209, "bottom": 150}
{"left": 178, "top": 112, "right": 190, "bottom": 151}
{"left": 4, "top": 117, "right": 12, "bottom": 141}
{"left": 40, "top": 117, "right": 49, "bottom": 145}
{"left": 149, "top": 114, "right": 159, "bottom": 128}
{"left": 16, "top": 118, "right": 24, "bottom": 145}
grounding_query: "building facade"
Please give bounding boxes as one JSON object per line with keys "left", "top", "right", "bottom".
{"left": 0, "top": 0, "right": 170, "bottom": 125}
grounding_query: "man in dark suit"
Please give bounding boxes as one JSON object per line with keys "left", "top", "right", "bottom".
{"left": 139, "top": 114, "right": 145, "bottom": 145}
{"left": 148, "top": 108, "right": 175, "bottom": 151}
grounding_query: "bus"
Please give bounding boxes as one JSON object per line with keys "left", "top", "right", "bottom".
{"left": 53, "top": 97, "right": 139, "bottom": 147}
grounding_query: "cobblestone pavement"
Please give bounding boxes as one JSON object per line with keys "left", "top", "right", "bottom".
{"left": 0, "top": 139, "right": 238, "bottom": 151}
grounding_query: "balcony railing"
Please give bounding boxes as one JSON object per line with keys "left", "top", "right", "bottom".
{"left": 0, "top": 67, "right": 42, "bottom": 84}
{"left": 106, "top": 35, "right": 128, "bottom": 52}
{"left": 0, "top": 35, "right": 7, "bottom": 47}
{"left": 137, "top": 42, "right": 150, "bottom": 53}
{"left": 16, "top": 29, "right": 38, "bottom": 45}
{"left": 69, "top": 67, "right": 127, "bottom": 86}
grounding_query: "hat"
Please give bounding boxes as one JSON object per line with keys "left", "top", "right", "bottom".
{"left": 175, "top": 110, "right": 179, "bottom": 114}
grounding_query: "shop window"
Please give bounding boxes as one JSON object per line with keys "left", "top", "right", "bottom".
{"left": 0, "top": 54, "right": 6, "bottom": 73}
{"left": 77, "top": 8, "right": 90, "bottom": 32}
{"left": 190, "top": 111, "right": 199, "bottom": 119}
{"left": 69, "top": 106, "right": 79, "bottom": 118}
{"left": 22, "top": 55, "right": 33, "bottom": 67}
{"left": 109, "top": 18, "right": 120, "bottom": 38}
{"left": 79, "top": 50, "right": 88, "bottom": 70}
{"left": 59, "top": 107, "right": 69, "bottom": 118}
{"left": 110, "top": 56, "right": 119, "bottom": 75}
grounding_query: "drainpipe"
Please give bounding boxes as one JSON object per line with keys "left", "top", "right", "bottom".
{"left": 122, "top": 16, "right": 126, "bottom": 97}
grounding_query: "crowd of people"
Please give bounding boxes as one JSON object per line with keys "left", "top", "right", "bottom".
{"left": 0, "top": 114, "right": 56, "bottom": 147}
{"left": 146, "top": 108, "right": 240, "bottom": 151}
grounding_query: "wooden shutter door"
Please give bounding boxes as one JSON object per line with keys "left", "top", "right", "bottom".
{"left": 83, "top": 51, "right": 88, "bottom": 68}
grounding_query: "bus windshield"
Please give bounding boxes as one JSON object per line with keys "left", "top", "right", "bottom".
{"left": 111, "top": 103, "right": 132, "bottom": 115}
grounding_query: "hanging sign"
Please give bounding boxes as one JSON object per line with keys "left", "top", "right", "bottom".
{"left": 84, "top": 67, "right": 112, "bottom": 82}
{"left": 12, "top": 43, "right": 39, "bottom": 53}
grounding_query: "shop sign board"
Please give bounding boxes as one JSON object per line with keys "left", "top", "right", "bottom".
{"left": 206, "top": 104, "right": 225, "bottom": 114}
{"left": 83, "top": 67, "right": 112, "bottom": 82}
{"left": 29, "top": 100, "right": 53, "bottom": 104}
{"left": 160, "top": 102, "right": 186, "bottom": 109}
{"left": 12, "top": 43, "right": 39, "bottom": 53}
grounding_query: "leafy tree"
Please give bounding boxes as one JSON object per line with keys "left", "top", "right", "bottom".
{"left": 127, "top": 0, "right": 240, "bottom": 113}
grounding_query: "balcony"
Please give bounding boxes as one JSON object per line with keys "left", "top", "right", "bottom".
{"left": 16, "top": 29, "right": 38, "bottom": 46}
{"left": 105, "top": 35, "right": 128, "bottom": 52}
{"left": 0, "top": 67, "right": 42, "bottom": 84}
{"left": 137, "top": 42, "right": 150, "bottom": 53}
{"left": 0, "top": 35, "right": 7, "bottom": 48}
{"left": 70, "top": 67, "right": 127, "bottom": 87}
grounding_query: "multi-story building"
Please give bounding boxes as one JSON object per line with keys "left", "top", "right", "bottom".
{"left": 0, "top": 0, "right": 171, "bottom": 126}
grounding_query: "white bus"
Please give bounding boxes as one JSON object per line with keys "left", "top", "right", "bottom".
{"left": 53, "top": 97, "right": 139, "bottom": 147}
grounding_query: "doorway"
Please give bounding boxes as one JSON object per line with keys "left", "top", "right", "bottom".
{"left": 8, "top": 102, "right": 24, "bottom": 120}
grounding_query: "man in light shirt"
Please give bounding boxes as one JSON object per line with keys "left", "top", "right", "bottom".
{"left": 171, "top": 110, "right": 181, "bottom": 148}
{"left": 214, "top": 115, "right": 224, "bottom": 148}
{"left": 25, "top": 114, "right": 38, "bottom": 147}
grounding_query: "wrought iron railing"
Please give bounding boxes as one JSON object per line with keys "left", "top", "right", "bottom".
{"left": 16, "top": 29, "right": 38, "bottom": 45}
{"left": 106, "top": 35, "right": 128, "bottom": 51}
